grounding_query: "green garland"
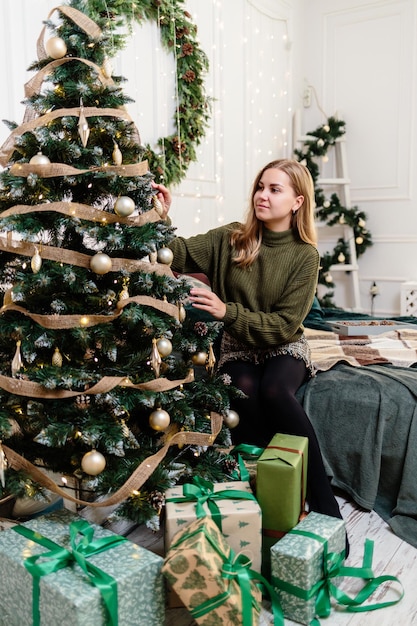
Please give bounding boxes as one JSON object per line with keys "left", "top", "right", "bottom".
{"left": 293, "top": 117, "right": 372, "bottom": 307}
{"left": 110, "top": 0, "right": 212, "bottom": 187}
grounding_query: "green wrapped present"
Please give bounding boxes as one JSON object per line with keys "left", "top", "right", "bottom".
{"left": 271, "top": 511, "right": 346, "bottom": 624}
{"left": 256, "top": 433, "right": 308, "bottom": 576}
{"left": 165, "top": 477, "right": 262, "bottom": 572}
{"left": 0, "top": 508, "right": 165, "bottom": 626}
{"left": 271, "top": 511, "right": 404, "bottom": 624}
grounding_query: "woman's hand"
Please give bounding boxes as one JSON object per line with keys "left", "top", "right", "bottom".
{"left": 189, "top": 288, "right": 227, "bottom": 320}
{"left": 151, "top": 181, "right": 171, "bottom": 218}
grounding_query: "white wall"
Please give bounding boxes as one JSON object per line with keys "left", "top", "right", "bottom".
{"left": 1, "top": 0, "right": 416, "bottom": 315}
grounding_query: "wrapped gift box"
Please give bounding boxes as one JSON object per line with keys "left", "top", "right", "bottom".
{"left": 270, "top": 511, "right": 346, "bottom": 625}
{"left": 0, "top": 508, "right": 165, "bottom": 626}
{"left": 162, "top": 515, "right": 262, "bottom": 625}
{"left": 256, "top": 433, "right": 308, "bottom": 576}
{"left": 165, "top": 479, "right": 262, "bottom": 573}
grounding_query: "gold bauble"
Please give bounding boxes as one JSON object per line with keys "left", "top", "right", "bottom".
{"left": 102, "top": 57, "right": 113, "bottom": 79}
{"left": 114, "top": 196, "right": 135, "bottom": 217}
{"left": 156, "top": 337, "right": 173, "bottom": 357}
{"left": 178, "top": 303, "right": 186, "bottom": 322}
{"left": 112, "top": 142, "right": 123, "bottom": 166}
{"left": 31, "top": 247, "right": 42, "bottom": 273}
{"left": 192, "top": 351, "right": 208, "bottom": 366}
{"left": 45, "top": 36, "right": 67, "bottom": 59}
{"left": 224, "top": 409, "right": 240, "bottom": 429}
{"left": 81, "top": 449, "right": 106, "bottom": 475}
{"left": 157, "top": 247, "right": 174, "bottom": 266}
{"left": 29, "top": 152, "right": 51, "bottom": 165}
{"left": 90, "top": 252, "right": 113, "bottom": 275}
{"left": 52, "top": 347, "right": 63, "bottom": 367}
{"left": 152, "top": 195, "right": 165, "bottom": 216}
{"left": 149, "top": 408, "right": 171, "bottom": 431}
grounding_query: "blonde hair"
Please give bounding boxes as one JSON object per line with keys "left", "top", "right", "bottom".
{"left": 230, "top": 159, "right": 317, "bottom": 267}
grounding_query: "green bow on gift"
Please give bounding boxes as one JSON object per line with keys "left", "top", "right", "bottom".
{"left": 165, "top": 475, "right": 257, "bottom": 531}
{"left": 272, "top": 529, "right": 404, "bottom": 625}
{"left": 13, "top": 519, "right": 126, "bottom": 626}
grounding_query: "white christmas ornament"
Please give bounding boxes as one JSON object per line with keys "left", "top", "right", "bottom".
{"left": 114, "top": 196, "right": 135, "bottom": 217}
{"left": 149, "top": 408, "right": 171, "bottom": 431}
{"left": 81, "top": 449, "right": 106, "bottom": 475}
{"left": 224, "top": 409, "right": 240, "bottom": 429}
{"left": 90, "top": 252, "right": 113, "bottom": 275}
{"left": 157, "top": 247, "right": 174, "bottom": 266}
{"left": 29, "top": 152, "right": 51, "bottom": 165}
{"left": 45, "top": 36, "right": 67, "bottom": 59}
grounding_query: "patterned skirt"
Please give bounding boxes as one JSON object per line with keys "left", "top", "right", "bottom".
{"left": 217, "top": 330, "right": 315, "bottom": 377}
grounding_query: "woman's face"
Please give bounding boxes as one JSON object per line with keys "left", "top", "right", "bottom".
{"left": 253, "top": 167, "right": 303, "bottom": 232}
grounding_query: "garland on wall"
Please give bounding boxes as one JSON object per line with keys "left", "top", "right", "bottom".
{"left": 293, "top": 117, "right": 373, "bottom": 307}
{"left": 112, "top": 0, "right": 212, "bottom": 186}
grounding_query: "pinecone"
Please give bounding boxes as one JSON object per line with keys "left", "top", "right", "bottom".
{"left": 149, "top": 490, "right": 165, "bottom": 514}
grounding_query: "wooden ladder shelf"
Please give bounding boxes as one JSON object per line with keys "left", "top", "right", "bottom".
{"left": 294, "top": 116, "right": 361, "bottom": 311}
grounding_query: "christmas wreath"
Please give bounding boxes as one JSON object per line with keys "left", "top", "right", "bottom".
{"left": 294, "top": 117, "right": 373, "bottom": 307}
{"left": 103, "top": 0, "right": 212, "bottom": 187}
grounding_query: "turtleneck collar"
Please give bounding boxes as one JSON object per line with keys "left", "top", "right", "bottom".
{"left": 261, "top": 226, "right": 299, "bottom": 246}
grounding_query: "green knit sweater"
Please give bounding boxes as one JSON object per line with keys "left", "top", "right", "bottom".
{"left": 169, "top": 223, "right": 319, "bottom": 349}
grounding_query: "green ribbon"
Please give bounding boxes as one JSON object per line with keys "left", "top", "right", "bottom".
{"left": 169, "top": 521, "right": 284, "bottom": 626}
{"left": 13, "top": 519, "right": 126, "bottom": 626}
{"left": 165, "top": 475, "right": 257, "bottom": 531}
{"left": 272, "top": 529, "right": 404, "bottom": 624}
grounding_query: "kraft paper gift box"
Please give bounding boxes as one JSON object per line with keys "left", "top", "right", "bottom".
{"left": 255, "top": 433, "right": 308, "bottom": 576}
{"left": 162, "top": 515, "right": 263, "bottom": 626}
{"left": 165, "top": 477, "right": 262, "bottom": 573}
{"left": 0, "top": 508, "right": 165, "bottom": 626}
{"left": 270, "top": 511, "right": 346, "bottom": 625}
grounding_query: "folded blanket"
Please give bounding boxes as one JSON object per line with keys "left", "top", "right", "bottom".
{"left": 305, "top": 327, "right": 417, "bottom": 371}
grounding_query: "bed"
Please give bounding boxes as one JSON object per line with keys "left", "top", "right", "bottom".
{"left": 299, "top": 304, "right": 417, "bottom": 549}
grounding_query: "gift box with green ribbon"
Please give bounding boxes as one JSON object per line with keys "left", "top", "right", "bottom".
{"left": 270, "top": 511, "right": 404, "bottom": 625}
{"left": 165, "top": 477, "right": 262, "bottom": 573}
{"left": 255, "top": 433, "right": 308, "bottom": 576}
{"left": 162, "top": 514, "right": 284, "bottom": 626}
{"left": 0, "top": 508, "right": 165, "bottom": 626}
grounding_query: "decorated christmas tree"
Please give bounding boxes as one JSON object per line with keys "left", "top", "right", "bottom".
{"left": 0, "top": 1, "right": 241, "bottom": 528}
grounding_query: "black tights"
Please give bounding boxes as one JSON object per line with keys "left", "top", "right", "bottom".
{"left": 221, "top": 355, "right": 342, "bottom": 520}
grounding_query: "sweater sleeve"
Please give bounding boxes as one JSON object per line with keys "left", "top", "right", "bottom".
{"left": 222, "top": 247, "right": 319, "bottom": 348}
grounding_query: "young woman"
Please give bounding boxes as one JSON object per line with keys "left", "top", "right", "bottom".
{"left": 153, "top": 159, "right": 344, "bottom": 524}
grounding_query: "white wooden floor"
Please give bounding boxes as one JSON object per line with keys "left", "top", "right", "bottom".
{"left": 155, "top": 494, "right": 417, "bottom": 626}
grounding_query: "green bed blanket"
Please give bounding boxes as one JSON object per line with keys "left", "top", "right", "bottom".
{"left": 300, "top": 307, "right": 417, "bottom": 548}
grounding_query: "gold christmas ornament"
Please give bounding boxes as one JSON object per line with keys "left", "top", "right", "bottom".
{"left": 112, "top": 142, "right": 123, "bottom": 166}
{"left": 150, "top": 338, "right": 162, "bottom": 378}
{"left": 178, "top": 302, "right": 186, "bottom": 322}
{"left": 149, "top": 407, "right": 171, "bottom": 431}
{"left": 31, "top": 247, "right": 42, "bottom": 273}
{"left": 29, "top": 152, "right": 51, "bottom": 165}
{"left": 191, "top": 351, "right": 208, "bottom": 366}
{"left": 102, "top": 56, "right": 113, "bottom": 79}
{"left": 118, "top": 278, "right": 130, "bottom": 302}
{"left": 114, "top": 196, "right": 135, "bottom": 217}
{"left": 52, "top": 347, "right": 63, "bottom": 367}
{"left": 337, "top": 253, "right": 346, "bottom": 263}
{"left": 152, "top": 195, "right": 165, "bottom": 217}
{"left": 81, "top": 449, "right": 106, "bottom": 475}
{"left": 11, "top": 340, "right": 23, "bottom": 377}
{"left": 206, "top": 343, "right": 216, "bottom": 375}
{"left": 156, "top": 337, "right": 173, "bottom": 357}
{"left": 149, "top": 250, "right": 158, "bottom": 264}
{"left": 90, "top": 252, "right": 113, "bottom": 275}
{"left": 224, "top": 409, "right": 240, "bottom": 429}
{"left": 45, "top": 36, "right": 67, "bottom": 59}
{"left": 78, "top": 99, "right": 90, "bottom": 148}
{"left": 157, "top": 247, "right": 174, "bottom": 266}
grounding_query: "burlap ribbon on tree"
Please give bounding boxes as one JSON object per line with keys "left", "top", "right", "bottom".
{"left": 2, "top": 411, "right": 223, "bottom": 508}
{"left": 0, "top": 201, "right": 159, "bottom": 226}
